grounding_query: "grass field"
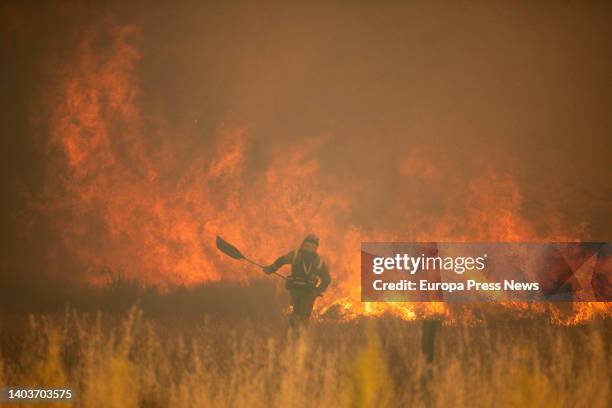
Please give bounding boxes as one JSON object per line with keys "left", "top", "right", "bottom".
{"left": 1, "top": 301, "right": 610, "bottom": 408}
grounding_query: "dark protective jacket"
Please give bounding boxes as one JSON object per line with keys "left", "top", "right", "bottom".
{"left": 269, "top": 249, "right": 331, "bottom": 292}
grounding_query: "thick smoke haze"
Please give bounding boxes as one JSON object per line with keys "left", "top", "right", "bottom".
{"left": 1, "top": 1, "right": 610, "bottom": 303}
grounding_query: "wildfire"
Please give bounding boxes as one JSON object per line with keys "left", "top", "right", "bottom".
{"left": 30, "top": 20, "right": 610, "bottom": 325}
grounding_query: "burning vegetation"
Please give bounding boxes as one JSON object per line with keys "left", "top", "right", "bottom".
{"left": 1, "top": 2, "right": 611, "bottom": 406}
{"left": 11, "top": 18, "right": 604, "bottom": 324}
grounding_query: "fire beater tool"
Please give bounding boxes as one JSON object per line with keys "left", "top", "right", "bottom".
{"left": 215, "top": 235, "right": 287, "bottom": 280}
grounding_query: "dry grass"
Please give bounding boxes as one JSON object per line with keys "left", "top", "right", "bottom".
{"left": 0, "top": 308, "right": 610, "bottom": 408}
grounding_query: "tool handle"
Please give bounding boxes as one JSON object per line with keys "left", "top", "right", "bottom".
{"left": 244, "top": 258, "right": 287, "bottom": 280}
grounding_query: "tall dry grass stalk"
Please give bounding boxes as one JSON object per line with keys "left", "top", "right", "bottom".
{"left": 0, "top": 308, "right": 610, "bottom": 407}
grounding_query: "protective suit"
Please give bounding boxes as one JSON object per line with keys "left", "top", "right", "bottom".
{"left": 263, "top": 234, "right": 331, "bottom": 326}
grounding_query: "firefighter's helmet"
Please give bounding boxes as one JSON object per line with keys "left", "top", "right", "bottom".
{"left": 300, "top": 234, "right": 319, "bottom": 252}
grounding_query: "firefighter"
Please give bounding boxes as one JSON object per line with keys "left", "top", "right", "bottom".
{"left": 263, "top": 234, "right": 331, "bottom": 327}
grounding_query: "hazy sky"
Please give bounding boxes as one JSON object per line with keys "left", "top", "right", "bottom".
{"left": 1, "top": 1, "right": 610, "bottom": 284}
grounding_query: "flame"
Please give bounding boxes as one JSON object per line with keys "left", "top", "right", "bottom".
{"left": 32, "top": 21, "right": 610, "bottom": 325}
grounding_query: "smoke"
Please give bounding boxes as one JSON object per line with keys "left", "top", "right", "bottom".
{"left": 1, "top": 2, "right": 611, "bottom": 317}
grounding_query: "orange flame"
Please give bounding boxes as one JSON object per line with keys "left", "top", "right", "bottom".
{"left": 34, "top": 21, "right": 609, "bottom": 324}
